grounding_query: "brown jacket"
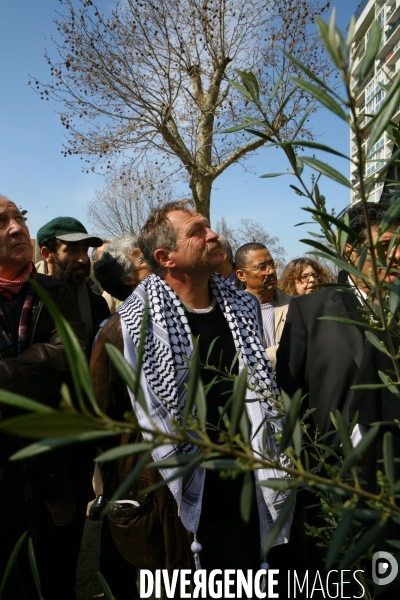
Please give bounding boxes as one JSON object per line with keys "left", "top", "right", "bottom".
{"left": 91, "top": 313, "right": 194, "bottom": 572}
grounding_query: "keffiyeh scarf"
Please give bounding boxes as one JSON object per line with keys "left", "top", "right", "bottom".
{"left": 0, "top": 263, "right": 36, "bottom": 359}
{"left": 118, "top": 273, "right": 293, "bottom": 549}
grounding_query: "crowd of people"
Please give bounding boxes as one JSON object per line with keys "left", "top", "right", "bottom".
{"left": 0, "top": 193, "right": 399, "bottom": 599}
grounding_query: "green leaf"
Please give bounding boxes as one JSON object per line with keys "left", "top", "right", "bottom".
{"left": 280, "top": 140, "right": 350, "bottom": 161}
{"left": 259, "top": 172, "right": 292, "bottom": 178}
{"left": 279, "top": 389, "right": 303, "bottom": 456}
{"left": 340, "top": 521, "right": 385, "bottom": 569}
{"left": 222, "top": 121, "right": 257, "bottom": 134}
{"left": 0, "top": 411, "right": 104, "bottom": 438}
{"left": 240, "top": 471, "right": 253, "bottom": 523}
{"left": 291, "top": 107, "right": 313, "bottom": 141}
{"left": 300, "top": 157, "right": 352, "bottom": 188}
{"left": 183, "top": 339, "right": 200, "bottom": 426}
{"left": 140, "top": 456, "right": 201, "bottom": 497}
{"left": 389, "top": 277, "right": 400, "bottom": 315}
{"left": 334, "top": 410, "right": 352, "bottom": 457}
{"left": 96, "top": 572, "right": 116, "bottom": 600}
{"left": 290, "top": 78, "right": 348, "bottom": 121}
{"left": 227, "top": 79, "right": 254, "bottom": 102}
{"left": 95, "top": 442, "right": 154, "bottom": 463}
{"left": 148, "top": 455, "right": 198, "bottom": 469}
{"left": 280, "top": 47, "right": 336, "bottom": 98}
{"left": 339, "top": 426, "right": 379, "bottom": 476}
{"left": 194, "top": 377, "right": 207, "bottom": 431}
{"left": 201, "top": 459, "right": 239, "bottom": 470}
{"left": 230, "top": 366, "right": 248, "bottom": 436}
{"left": 236, "top": 70, "right": 260, "bottom": 105}
{"left": 310, "top": 252, "right": 369, "bottom": 283}
{"left": 0, "top": 389, "right": 55, "bottom": 414}
{"left": 299, "top": 239, "right": 337, "bottom": 257}
{"left": 243, "top": 128, "right": 275, "bottom": 143}
{"left": 28, "top": 538, "right": 43, "bottom": 599}
{"left": 316, "top": 12, "right": 342, "bottom": 71}
{"left": 0, "top": 531, "right": 27, "bottom": 596}
{"left": 239, "top": 410, "right": 250, "bottom": 443}
{"left": 379, "top": 197, "right": 400, "bottom": 234}
{"left": 261, "top": 492, "right": 296, "bottom": 556}
{"left": 383, "top": 431, "right": 395, "bottom": 493}
{"left": 289, "top": 185, "right": 306, "bottom": 196}
{"left": 105, "top": 344, "right": 149, "bottom": 417}
{"left": 29, "top": 279, "right": 98, "bottom": 414}
{"left": 365, "top": 331, "right": 388, "bottom": 355}
{"left": 359, "top": 21, "right": 381, "bottom": 83}
{"left": 367, "top": 74, "right": 400, "bottom": 151}
{"left": 266, "top": 75, "right": 282, "bottom": 109}
{"left": 11, "top": 431, "right": 116, "bottom": 460}
{"left": 326, "top": 510, "right": 354, "bottom": 569}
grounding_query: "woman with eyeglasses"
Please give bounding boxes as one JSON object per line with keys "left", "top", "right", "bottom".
{"left": 279, "top": 257, "right": 329, "bottom": 296}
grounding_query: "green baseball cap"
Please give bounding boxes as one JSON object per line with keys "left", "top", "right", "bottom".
{"left": 37, "top": 217, "right": 103, "bottom": 248}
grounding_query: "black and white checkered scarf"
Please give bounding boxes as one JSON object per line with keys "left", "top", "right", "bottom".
{"left": 118, "top": 273, "right": 293, "bottom": 548}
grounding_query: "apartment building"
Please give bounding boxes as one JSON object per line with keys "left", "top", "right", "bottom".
{"left": 350, "top": 0, "right": 400, "bottom": 204}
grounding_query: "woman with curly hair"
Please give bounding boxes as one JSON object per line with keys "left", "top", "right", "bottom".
{"left": 279, "top": 257, "right": 329, "bottom": 296}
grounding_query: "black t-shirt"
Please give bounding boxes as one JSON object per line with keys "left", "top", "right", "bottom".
{"left": 186, "top": 304, "right": 253, "bottom": 522}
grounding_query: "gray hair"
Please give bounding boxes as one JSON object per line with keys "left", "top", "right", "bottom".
{"left": 93, "top": 234, "right": 144, "bottom": 300}
{"left": 218, "top": 235, "right": 234, "bottom": 266}
{"left": 102, "top": 235, "right": 141, "bottom": 282}
{"left": 138, "top": 199, "right": 193, "bottom": 275}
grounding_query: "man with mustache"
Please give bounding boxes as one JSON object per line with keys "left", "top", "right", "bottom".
{"left": 37, "top": 216, "right": 109, "bottom": 351}
{"left": 235, "top": 243, "right": 291, "bottom": 369}
{"left": 91, "top": 200, "right": 297, "bottom": 590}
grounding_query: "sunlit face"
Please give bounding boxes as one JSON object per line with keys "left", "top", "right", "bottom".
{"left": 0, "top": 199, "right": 32, "bottom": 280}
{"left": 353, "top": 225, "right": 400, "bottom": 285}
{"left": 295, "top": 264, "right": 321, "bottom": 295}
{"left": 45, "top": 241, "right": 90, "bottom": 285}
{"left": 236, "top": 249, "right": 277, "bottom": 298}
{"left": 165, "top": 210, "right": 224, "bottom": 274}
{"left": 373, "top": 226, "right": 400, "bottom": 284}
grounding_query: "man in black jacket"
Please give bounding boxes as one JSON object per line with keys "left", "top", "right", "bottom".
{"left": 276, "top": 201, "right": 400, "bottom": 438}
{"left": 37, "top": 216, "right": 110, "bottom": 351}
{"left": 0, "top": 197, "right": 93, "bottom": 599}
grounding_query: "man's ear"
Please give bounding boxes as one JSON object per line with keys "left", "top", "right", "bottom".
{"left": 153, "top": 248, "right": 175, "bottom": 270}
{"left": 40, "top": 246, "right": 54, "bottom": 264}
{"left": 235, "top": 268, "right": 247, "bottom": 284}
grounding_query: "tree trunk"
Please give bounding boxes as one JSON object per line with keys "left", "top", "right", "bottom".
{"left": 189, "top": 170, "right": 214, "bottom": 223}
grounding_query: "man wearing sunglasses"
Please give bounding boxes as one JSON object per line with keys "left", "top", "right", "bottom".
{"left": 235, "top": 242, "right": 291, "bottom": 369}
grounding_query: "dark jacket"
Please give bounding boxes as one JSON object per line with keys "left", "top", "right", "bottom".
{"left": 90, "top": 313, "right": 194, "bottom": 573}
{"left": 351, "top": 335, "right": 400, "bottom": 494}
{"left": 0, "top": 274, "right": 94, "bottom": 572}
{"left": 276, "top": 273, "right": 365, "bottom": 437}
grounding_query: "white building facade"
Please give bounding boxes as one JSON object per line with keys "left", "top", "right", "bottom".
{"left": 351, "top": 0, "right": 400, "bottom": 204}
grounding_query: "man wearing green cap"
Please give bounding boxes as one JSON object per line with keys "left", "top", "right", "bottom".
{"left": 37, "top": 216, "right": 109, "bottom": 351}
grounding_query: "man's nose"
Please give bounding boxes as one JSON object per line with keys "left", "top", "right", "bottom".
{"left": 77, "top": 249, "right": 89, "bottom": 262}
{"left": 206, "top": 228, "right": 219, "bottom": 242}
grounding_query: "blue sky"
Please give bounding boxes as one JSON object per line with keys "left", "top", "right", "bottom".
{"left": 0, "top": 1, "right": 358, "bottom": 261}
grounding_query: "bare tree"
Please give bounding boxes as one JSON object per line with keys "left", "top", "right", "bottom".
{"left": 215, "top": 215, "right": 286, "bottom": 269}
{"left": 87, "top": 164, "right": 175, "bottom": 237}
{"left": 36, "top": 0, "right": 331, "bottom": 220}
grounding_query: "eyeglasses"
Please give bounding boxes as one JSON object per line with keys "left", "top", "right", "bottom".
{"left": 299, "top": 272, "right": 322, "bottom": 282}
{"left": 242, "top": 260, "right": 278, "bottom": 273}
